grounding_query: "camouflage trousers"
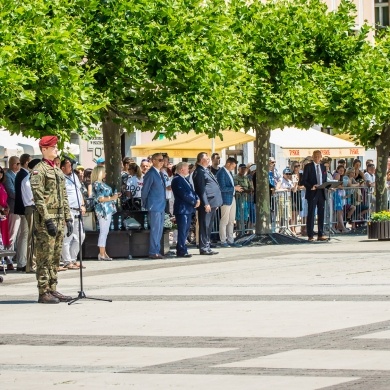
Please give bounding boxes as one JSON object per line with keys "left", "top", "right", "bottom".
{"left": 35, "top": 218, "right": 64, "bottom": 294}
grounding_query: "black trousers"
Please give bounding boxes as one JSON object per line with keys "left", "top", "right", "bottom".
{"left": 198, "top": 206, "right": 217, "bottom": 253}
{"left": 306, "top": 191, "right": 325, "bottom": 238}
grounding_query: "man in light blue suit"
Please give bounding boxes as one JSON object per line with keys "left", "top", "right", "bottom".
{"left": 141, "top": 153, "right": 166, "bottom": 259}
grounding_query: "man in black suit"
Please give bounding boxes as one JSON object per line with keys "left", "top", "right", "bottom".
{"left": 301, "top": 150, "right": 328, "bottom": 242}
{"left": 192, "top": 152, "right": 223, "bottom": 255}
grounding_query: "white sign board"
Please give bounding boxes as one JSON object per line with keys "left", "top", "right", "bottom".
{"left": 87, "top": 136, "right": 104, "bottom": 159}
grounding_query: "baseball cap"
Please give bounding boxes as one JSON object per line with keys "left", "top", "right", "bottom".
{"left": 249, "top": 164, "right": 257, "bottom": 172}
{"left": 269, "top": 156, "right": 276, "bottom": 162}
{"left": 96, "top": 157, "right": 105, "bottom": 164}
{"left": 283, "top": 167, "right": 292, "bottom": 174}
{"left": 238, "top": 163, "right": 247, "bottom": 168}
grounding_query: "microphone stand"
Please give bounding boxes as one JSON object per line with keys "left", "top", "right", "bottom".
{"left": 67, "top": 161, "right": 112, "bottom": 305}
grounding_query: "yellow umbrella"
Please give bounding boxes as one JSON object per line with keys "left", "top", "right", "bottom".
{"left": 131, "top": 130, "right": 255, "bottom": 158}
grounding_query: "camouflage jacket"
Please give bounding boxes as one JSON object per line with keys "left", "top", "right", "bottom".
{"left": 30, "top": 161, "right": 71, "bottom": 222}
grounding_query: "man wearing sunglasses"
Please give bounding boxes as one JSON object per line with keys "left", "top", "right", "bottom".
{"left": 4, "top": 155, "right": 21, "bottom": 270}
{"left": 141, "top": 153, "right": 166, "bottom": 259}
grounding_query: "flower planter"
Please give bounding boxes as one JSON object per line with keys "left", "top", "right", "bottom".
{"left": 368, "top": 221, "right": 390, "bottom": 240}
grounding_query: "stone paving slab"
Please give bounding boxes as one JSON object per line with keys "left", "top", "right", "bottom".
{"left": 1, "top": 236, "right": 390, "bottom": 389}
{"left": 0, "top": 372, "right": 357, "bottom": 390}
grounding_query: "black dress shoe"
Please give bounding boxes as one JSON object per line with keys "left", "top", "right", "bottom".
{"left": 149, "top": 254, "right": 164, "bottom": 259}
{"left": 177, "top": 253, "right": 192, "bottom": 258}
{"left": 17, "top": 266, "right": 26, "bottom": 272}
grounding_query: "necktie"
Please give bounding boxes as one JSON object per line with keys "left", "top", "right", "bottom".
{"left": 316, "top": 164, "right": 321, "bottom": 185}
{"left": 160, "top": 172, "right": 166, "bottom": 188}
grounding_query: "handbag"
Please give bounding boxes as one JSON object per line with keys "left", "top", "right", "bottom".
{"left": 123, "top": 217, "right": 141, "bottom": 230}
{"left": 85, "top": 197, "right": 95, "bottom": 212}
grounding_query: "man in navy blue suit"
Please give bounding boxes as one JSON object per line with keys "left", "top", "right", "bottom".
{"left": 141, "top": 153, "right": 166, "bottom": 259}
{"left": 301, "top": 150, "right": 328, "bottom": 242}
{"left": 171, "top": 162, "right": 200, "bottom": 258}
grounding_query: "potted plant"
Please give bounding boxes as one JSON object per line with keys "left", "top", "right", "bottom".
{"left": 368, "top": 211, "right": 390, "bottom": 240}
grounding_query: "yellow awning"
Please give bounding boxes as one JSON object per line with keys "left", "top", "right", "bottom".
{"left": 131, "top": 130, "right": 255, "bottom": 158}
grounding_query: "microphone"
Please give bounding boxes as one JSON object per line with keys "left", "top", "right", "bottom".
{"left": 62, "top": 155, "right": 78, "bottom": 165}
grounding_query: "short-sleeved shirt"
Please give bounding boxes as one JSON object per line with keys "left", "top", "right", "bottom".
{"left": 92, "top": 181, "right": 116, "bottom": 219}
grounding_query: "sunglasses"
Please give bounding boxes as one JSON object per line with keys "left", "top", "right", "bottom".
{"left": 294, "top": 165, "right": 300, "bottom": 168}
{"left": 269, "top": 161, "right": 276, "bottom": 164}
{"left": 285, "top": 173, "right": 292, "bottom": 175}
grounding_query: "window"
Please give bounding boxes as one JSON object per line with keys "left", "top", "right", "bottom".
{"left": 375, "top": 0, "right": 390, "bottom": 27}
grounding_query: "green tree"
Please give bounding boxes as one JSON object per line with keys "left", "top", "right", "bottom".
{"left": 0, "top": 0, "right": 105, "bottom": 145}
{"left": 229, "top": 0, "right": 367, "bottom": 234}
{"left": 80, "top": 0, "right": 250, "bottom": 189}
{"left": 319, "top": 32, "right": 390, "bottom": 212}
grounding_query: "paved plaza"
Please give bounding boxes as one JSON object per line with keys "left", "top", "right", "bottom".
{"left": 1, "top": 235, "right": 390, "bottom": 389}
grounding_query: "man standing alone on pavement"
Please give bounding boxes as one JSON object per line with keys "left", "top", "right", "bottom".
{"left": 301, "top": 150, "right": 328, "bottom": 242}
{"left": 192, "top": 152, "right": 222, "bottom": 255}
{"left": 30, "top": 136, "right": 73, "bottom": 304}
{"left": 216, "top": 157, "right": 243, "bottom": 248}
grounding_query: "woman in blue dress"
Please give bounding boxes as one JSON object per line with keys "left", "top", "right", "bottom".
{"left": 91, "top": 166, "right": 119, "bottom": 260}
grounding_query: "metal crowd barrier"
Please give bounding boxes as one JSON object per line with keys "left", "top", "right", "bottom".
{"left": 207, "top": 186, "right": 376, "bottom": 241}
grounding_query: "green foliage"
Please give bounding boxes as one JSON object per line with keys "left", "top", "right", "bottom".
{"left": 80, "top": 0, "right": 250, "bottom": 138}
{"left": 0, "top": 0, "right": 106, "bottom": 142}
{"left": 230, "top": 0, "right": 366, "bottom": 131}
{"left": 371, "top": 211, "right": 390, "bottom": 222}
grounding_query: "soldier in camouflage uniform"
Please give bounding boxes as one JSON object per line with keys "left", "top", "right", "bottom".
{"left": 30, "top": 136, "right": 73, "bottom": 304}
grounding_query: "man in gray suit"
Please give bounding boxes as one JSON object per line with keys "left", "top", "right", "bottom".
{"left": 141, "top": 153, "right": 166, "bottom": 259}
{"left": 193, "top": 152, "right": 223, "bottom": 255}
{"left": 4, "top": 155, "right": 21, "bottom": 269}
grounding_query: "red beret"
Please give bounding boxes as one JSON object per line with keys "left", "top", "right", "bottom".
{"left": 39, "top": 136, "right": 58, "bottom": 148}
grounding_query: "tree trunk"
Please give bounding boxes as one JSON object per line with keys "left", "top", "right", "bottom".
{"left": 374, "top": 124, "right": 390, "bottom": 212}
{"left": 102, "top": 110, "right": 122, "bottom": 192}
{"left": 255, "top": 123, "right": 272, "bottom": 234}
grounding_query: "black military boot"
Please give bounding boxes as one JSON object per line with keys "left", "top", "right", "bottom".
{"left": 38, "top": 292, "right": 60, "bottom": 304}
{"left": 51, "top": 290, "right": 72, "bottom": 302}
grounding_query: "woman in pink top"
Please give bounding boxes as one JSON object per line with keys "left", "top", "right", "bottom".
{"left": 0, "top": 167, "right": 10, "bottom": 247}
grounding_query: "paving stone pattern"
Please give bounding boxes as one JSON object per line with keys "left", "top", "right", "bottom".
{"left": 1, "top": 236, "right": 390, "bottom": 389}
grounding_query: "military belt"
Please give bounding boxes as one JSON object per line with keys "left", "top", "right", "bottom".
{"left": 47, "top": 208, "right": 63, "bottom": 213}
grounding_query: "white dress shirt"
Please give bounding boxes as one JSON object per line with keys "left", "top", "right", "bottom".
{"left": 21, "top": 168, "right": 34, "bottom": 206}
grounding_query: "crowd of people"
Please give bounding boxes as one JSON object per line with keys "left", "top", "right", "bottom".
{"left": 0, "top": 137, "right": 388, "bottom": 302}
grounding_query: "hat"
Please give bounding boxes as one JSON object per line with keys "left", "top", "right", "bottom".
{"left": 76, "top": 165, "right": 85, "bottom": 171}
{"left": 28, "top": 158, "right": 41, "bottom": 170}
{"left": 249, "top": 164, "right": 257, "bottom": 172}
{"left": 238, "top": 163, "right": 247, "bottom": 168}
{"left": 39, "top": 136, "right": 58, "bottom": 148}
{"left": 283, "top": 167, "right": 292, "bottom": 174}
{"left": 96, "top": 157, "right": 105, "bottom": 164}
{"left": 269, "top": 156, "right": 276, "bottom": 162}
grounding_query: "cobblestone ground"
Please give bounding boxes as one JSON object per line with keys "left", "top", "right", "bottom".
{"left": 1, "top": 235, "right": 390, "bottom": 389}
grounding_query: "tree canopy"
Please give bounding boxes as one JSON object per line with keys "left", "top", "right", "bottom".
{"left": 0, "top": 0, "right": 105, "bottom": 143}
